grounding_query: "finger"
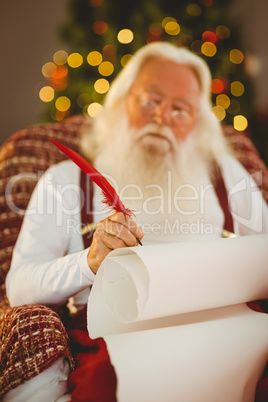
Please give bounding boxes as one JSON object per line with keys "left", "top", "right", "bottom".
{"left": 103, "top": 219, "right": 138, "bottom": 247}
{"left": 109, "top": 212, "right": 144, "bottom": 240}
{"left": 101, "top": 231, "right": 128, "bottom": 249}
{"left": 87, "top": 223, "right": 126, "bottom": 274}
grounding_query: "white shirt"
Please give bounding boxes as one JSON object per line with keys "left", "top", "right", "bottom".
{"left": 6, "top": 155, "right": 268, "bottom": 307}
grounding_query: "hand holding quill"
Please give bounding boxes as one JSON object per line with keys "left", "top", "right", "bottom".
{"left": 50, "top": 139, "right": 143, "bottom": 248}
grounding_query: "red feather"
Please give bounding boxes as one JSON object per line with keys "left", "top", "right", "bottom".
{"left": 50, "top": 139, "right": 134, "bottom": 217}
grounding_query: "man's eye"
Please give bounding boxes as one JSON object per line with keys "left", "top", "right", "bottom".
{"left": 141, "top": 99, "right": 157, "bottom": 108}
{"left": 172, "top": 108, "right": 190, "bottom": 118}
{"left": 173, "top": 108, "right": 183, "bottom": 114}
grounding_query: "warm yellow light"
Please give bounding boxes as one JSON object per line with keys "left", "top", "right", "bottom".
{"left": 98, "top": 61, "right": 114, "bottom": 76}
{"left": 53, "top": 50, "right": 68, "bottom": 65}
{"left": 87, "top": 102, "right": 103, "bottom": 117}
{"left": 67, "top": 53, "right": 83, "bottom": 68}
{"left": 55, "top": 96, "right": 71, "bottom": 112}
{"left": 121, "top": 54, "right": 132, "bottom": 67}
{"left": 162, "top": 17, "right": 176, "bottom": 28}
{"left": 216, "top": 94, "right": 231, "bottom": 109}
{"left": 233, "top": 115, "right": 248, "bottom": 131}
{"left": 201, "top": 42, "right": 217, "bottom": 57}
{"left": 117, "top": 29, "right": 134, "bottom": 44}
{"left": 164, "top": 21, "right": 180, "bottom": 36}
{"left": 94, "top": 78, "right": 110, "bottom": 94}
{"left": 87, "top": 51, "right": 103, "bottom": 66}
{"left": 212, "top": 106, "right": 226, "bottom": 121}
{"left": 231, "top": 81, "right": 245, "bottom": 97}
{"left": 186, "top": 3, "right": 202, "bottom": 16}
{"left": 230, "top": 49, "right": 244, "bottom": 64}
{"left": 42, "top": 62, "right": 57, "bottom": 78}
{"left": 39, "top": 86, "right": 55, "bottom": 102}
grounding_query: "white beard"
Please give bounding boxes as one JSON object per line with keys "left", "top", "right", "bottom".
{"left": 80, "top": 110, "right": 227, "bottom": 241}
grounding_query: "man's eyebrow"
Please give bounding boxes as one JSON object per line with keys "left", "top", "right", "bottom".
{"left": 143, "top": 85, "right": 161, "bottom": 93}
{"left": 141, "top": 86, "right": 196, "bottom": 109}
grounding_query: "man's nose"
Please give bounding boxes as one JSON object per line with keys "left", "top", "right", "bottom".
{"left": 153, "top": 101, "right": 172, "bottom": 126}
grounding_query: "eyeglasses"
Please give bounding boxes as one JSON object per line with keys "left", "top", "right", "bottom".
{"left": 133, "top": 92, "right": 193, "bottom": 124}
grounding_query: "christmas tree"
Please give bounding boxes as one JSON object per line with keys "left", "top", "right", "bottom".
{"left": 38, "top": 0, "right": 267, "bottom": 164}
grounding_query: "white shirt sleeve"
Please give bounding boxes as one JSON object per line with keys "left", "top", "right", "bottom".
{"left": 6, "top": 161, "right": 95, "bottom": 307}
{"left": 219, "top": 155, "right": 268, "bottom": 235}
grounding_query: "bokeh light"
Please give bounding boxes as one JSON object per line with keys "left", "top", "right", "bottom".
{"left": 164, "top": 21, "right": 180, "bottom": 35}
{"left": 103, "top": 45, "right": 117, "bottom": 63}
{"left": 42, "top": 62, "right": 57, "bottom": 78}
{"left": 231, "top": 81, "right": 245, "bottom": 96}
{"left": 87, "top": 102, "right": 103, "bottom": 117}
{"left": 233, "top": 115, "right": 248, "bottom": 131}
{"left": 216, "top": 94, "right": 231, "bottom": 109}
{"left": 53, "top": 50, "right": 68, "bottom": 65}
{"left": 162, "top": 17, "right": 176, "bottom": 28}
{"left": 50, "top": 107, "right": 67, "bottom": 122}
{"left": 117, "top": 29, "right": 134, "bottom": 44}
{"left": 98, "top": 61, "right": 114, "bottom": 76}
{"left": 87, "top": 51, "right": 103, "bottom": 66}
{"left": 93, "top": 21, "right": 108, "bottom": 35}
{"left": 230, "top": 49, "right": 244, "bottom": 64}
{"left": 216, "top": 25, "right": 230, "bottom": 39}
{"left": 67, "top": 53, "right": 83, "bottom": 68}
{"left": 201, "top": 42, "right": 217, "bottom": 57}
{"left": 211, "top": 79, "right": 225, "bottom": 94}
{"left": 202, "top": 31, "right": 217, "bottom": 44}
{"left": 55, "top": 96, "right": 71, "bottom": 111}
{"left": 39, "top": 86, "right": 55, "bottom": 102}
{"left": 53, "top": 65, "right": 68, "bottom": 79}
{"left": 212, "top": 105, "right": 226, "bottom": 121}
{"left": 94, "top": 78, "right": 110, "bottom": 93}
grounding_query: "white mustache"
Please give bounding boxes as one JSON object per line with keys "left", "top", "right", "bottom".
{"left": 135, "top": 124, "right": 177, "bottom": 148}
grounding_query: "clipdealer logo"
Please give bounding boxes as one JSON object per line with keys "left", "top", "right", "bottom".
{"left": 5, "top": 169, "right": 265, "bottom": 233}
{"left": 227, "top": 171, "right": 263, "bottom": 232}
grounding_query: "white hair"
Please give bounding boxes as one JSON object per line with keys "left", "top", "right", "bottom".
{"left": 105, "top": 41, "right": 212, "bottom": 110}
{"left": 81, "top": 41, "right": 231, "bottom": 162}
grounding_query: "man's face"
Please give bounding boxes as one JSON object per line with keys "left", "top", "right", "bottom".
{"left": 126, "top": 57, "right": 201, "bottom": 154}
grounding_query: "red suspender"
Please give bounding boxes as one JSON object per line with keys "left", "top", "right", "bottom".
{"left": 211, "top": 162, "right": 234, "bottom": 234}
{"left": 80, "top": 170, "right": 95, "bottom": 249}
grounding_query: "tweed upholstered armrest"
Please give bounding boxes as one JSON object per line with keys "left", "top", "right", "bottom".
{"left": 0, "top": 115, "right": 88, "bottom": 316}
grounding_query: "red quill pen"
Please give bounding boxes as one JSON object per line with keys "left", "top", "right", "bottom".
{"left": 50, "top": 138, "right": 134, "bottom": 218}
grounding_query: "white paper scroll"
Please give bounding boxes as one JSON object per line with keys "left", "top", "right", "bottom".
{"left": 86, "top": 235, "right": 268, "bottom": 402}
{"left": 87, "top": 234, "right": 268, "bottom": 337}
{"left": 104, "top": 304, "right": 268, "bottom": 402}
